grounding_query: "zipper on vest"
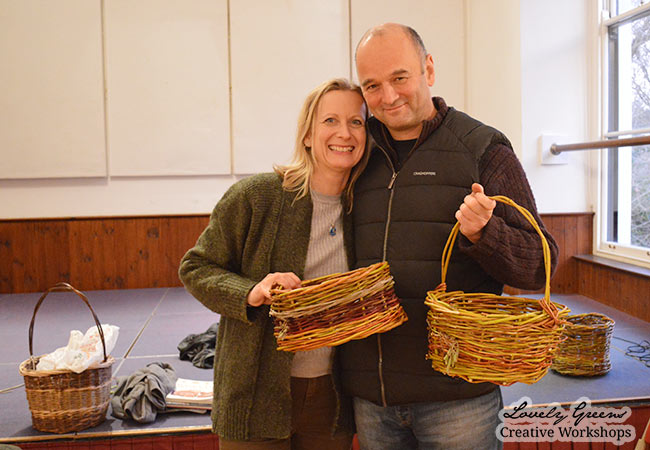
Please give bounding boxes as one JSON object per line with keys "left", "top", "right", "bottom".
{"left": 381, "top": 166, "right": 398, "bottom": 261}
{"left": 387, "top": 171, "right": 398, "bottom": 190}
{"left": 382, "top": 177, "right": 396, "bottom": 258}
{"left": 376, "top": 144, "right": 398, "bottom": 407}
{"left": 378, "top": 175, "right": 396, "bottom": 407}
{"left": 377, "top": 334, "right": 387, "bottom": 406}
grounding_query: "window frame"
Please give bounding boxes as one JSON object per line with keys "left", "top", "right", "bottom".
{"left": 596, "top": 0, "right": 650, "bottom": 268}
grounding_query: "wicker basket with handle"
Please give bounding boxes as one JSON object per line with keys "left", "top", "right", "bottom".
{"left": 19, "top": 282, "right": 115, "bottom": 433}
{"left": 424, "top": 195, "right": 570, "bottom": 386}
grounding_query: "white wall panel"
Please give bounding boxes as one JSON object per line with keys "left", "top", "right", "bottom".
{"left": 0, "top": 176, "right": 242, "bottom": 218}
{"left": 0, "top": 0, "right": 106, "bottom": 179}
{"left": 465, "top": 0, "right": 522, "bottom": 154}
{"left": 0, "top": 0, "right": 593, "bottom": 218}
{"left": 104, "top": 0, "right": 230, "bottom": 176}
{"left": 519, "top": 0, "right": 591, "bottom": 213}
{"left": 230, "top": 0, "right": 350, "bottom": 173}
{"left": 350, "top": 0, "right": 466, "bottom": 110}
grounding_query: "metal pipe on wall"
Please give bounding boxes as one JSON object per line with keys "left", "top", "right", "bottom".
{"left": 551, "top": 135, "right": 650, "bottom": 155}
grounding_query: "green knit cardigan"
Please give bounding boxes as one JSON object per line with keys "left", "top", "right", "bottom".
{"left": 179, "top": 172, "right": 354, "bottom": 440}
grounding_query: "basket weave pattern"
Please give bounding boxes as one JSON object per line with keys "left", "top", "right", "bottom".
{"left": 19, "top": 282, "right": 115, "bottom": 434}
{"left": 551, "top": 313, "right": 615, "bottom": 376}
{"left": 424, "top": 196, "right": 570, "bottom": 386}
{"left": 20, "top": 357, "right": 114, "bottom": 433}
{"left": 270, "top": 261, "right": 407, "bottom": 351}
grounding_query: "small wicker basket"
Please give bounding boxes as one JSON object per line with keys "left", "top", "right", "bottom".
{"left": 424, "top": 196, "right": 570, "bottom": 386}
{"left": 270, "top": 261, "right": 407, "bottom": 351}
{"left": 552, "top": 312, "right": 615, "bottom": 376}
{"left": 19, "top": 282, "right": 115, "bottom": 434}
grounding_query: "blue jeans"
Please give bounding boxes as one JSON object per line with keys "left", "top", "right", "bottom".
{"left": 353, "top": 388, "right": 503, "bottom": 450}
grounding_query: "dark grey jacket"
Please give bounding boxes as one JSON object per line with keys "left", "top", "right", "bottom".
{"left": 340, "top": 98, "right": 557, "bottom": 406}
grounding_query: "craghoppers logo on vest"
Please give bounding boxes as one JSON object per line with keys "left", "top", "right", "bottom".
{"left": 413, "top": 171, "right": 436, "bottom": 176}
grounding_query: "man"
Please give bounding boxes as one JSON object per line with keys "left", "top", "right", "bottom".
{"left": 338, "top": 23, "right": 559, "bottom": 449}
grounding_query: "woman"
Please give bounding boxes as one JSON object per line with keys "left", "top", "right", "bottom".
{"left": 179, "top": 78, "right": 369, "bottom": 450}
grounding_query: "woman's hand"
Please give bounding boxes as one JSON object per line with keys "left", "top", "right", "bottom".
{"left": 247, "top": 272, "right": 302, "bottom": 307}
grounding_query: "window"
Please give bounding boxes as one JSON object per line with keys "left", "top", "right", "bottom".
{"left": 600, "top": 0, "right": 650, "bottom": 265}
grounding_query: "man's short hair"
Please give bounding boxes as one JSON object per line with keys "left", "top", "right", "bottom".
{"left": 356, "top": 23, "right": 428, "bottom": 69}
{"left": 403, "top": 25, "right": 427, "bottom": 66}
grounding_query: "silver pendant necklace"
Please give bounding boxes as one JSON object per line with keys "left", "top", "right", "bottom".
{"left": 329, "top": 223, "right": 337, "bottom": 237}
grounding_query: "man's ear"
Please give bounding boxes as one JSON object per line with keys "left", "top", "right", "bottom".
{"left": 425, "top": 54, "right": 435, "bottom": 87}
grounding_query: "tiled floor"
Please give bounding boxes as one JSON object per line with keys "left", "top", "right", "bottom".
{"left": 0, "top": 287, "right": 217, "bottom": 443}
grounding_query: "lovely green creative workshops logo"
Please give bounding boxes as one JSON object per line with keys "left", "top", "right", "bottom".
{"left": 497, "top": 397, "right": 635, "bottom": 445}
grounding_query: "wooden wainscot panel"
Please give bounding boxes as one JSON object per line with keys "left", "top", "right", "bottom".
{"left": 0, "top": 220, "right": 71, "bottom": 293}
{"left": 0, "top": 215, "right": 210, "bottom": 294}
{"left": 576, "top": 257, "right": 650, "bottom": 323}
{"left": 504, "top": 213, "right": 594, "bottom": 296}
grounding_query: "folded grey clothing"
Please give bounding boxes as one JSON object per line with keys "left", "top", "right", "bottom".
{"left": 178, "top": 322, "right": 218, "bottom": 369}
{"left": 110, "top": 362, "right": 177, "bottom": 423}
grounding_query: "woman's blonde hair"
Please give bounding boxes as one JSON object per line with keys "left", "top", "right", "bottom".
{"left": 274, "top": 78, "right": 369, "bottom": 212}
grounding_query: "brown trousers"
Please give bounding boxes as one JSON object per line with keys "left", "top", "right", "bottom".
{"left": 219, "top": 375, "right": 352, "bottom": 450}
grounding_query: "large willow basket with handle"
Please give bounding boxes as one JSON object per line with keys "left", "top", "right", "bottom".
{"left": 424, "top": 196, "right": 570, "bottom": 386}
{"left": 19, "top": 283, "right": 114, "bottom": 433}
{"left": 270, "top": 261, "right": 407, "bottom": 352}
{"left": 552, "top": 312, "right": 615, "bottom": 376}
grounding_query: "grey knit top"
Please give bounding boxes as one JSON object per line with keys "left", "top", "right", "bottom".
{"left": 291, "top": 189, "right": 348, "bottom": 378}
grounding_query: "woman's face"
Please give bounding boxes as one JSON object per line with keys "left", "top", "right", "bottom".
{"left": 304, "top": 90, "right": 367, "bottom": 180}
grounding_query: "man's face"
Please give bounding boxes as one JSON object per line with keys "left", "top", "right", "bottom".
{"left": 356, "top": 30, "right": 435, "bottom": 140}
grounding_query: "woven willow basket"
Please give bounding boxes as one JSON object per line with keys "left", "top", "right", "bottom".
{"left": 424, "top": 196, "right": 570, "bottom": 386}
{"left": 270, "top": 261, "right": 407, "bottom": 351}
{"left": 552, "top": 312, "right": 615, "bottom": 376}
{"left": 19, "top": 282, "right": 115, "bottom": 434}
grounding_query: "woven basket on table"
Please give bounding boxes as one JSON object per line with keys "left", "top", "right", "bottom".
{"left": 424, "top": 195, "right": 570, "bottom": 386}
{"left": 552, "top": 312, "right": 615, "bottom": 376}
{"left": 270, "top": 261, "right": 407, "bottom": 351}
{"left": 19, "top": 282, "right": 115, "bottom": 434}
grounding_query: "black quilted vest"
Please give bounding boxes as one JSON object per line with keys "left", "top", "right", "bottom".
{"left": 339, "top": 105, "right": 512, "bottom": 405}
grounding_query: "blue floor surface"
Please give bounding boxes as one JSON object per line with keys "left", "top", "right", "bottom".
{"left": 1, "top": 288, "right": 648, "bottom": 444}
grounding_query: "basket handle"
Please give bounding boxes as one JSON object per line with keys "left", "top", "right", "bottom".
{"left": 28, "top": 282, "right": 108, "bottom": 364}
{"left": 440, "top": 195, "right": 556, "bottom": 320}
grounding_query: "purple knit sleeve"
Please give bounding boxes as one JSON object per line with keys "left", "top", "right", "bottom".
{"left": 458, "top": 143, "right": 559, "bottom": 290}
